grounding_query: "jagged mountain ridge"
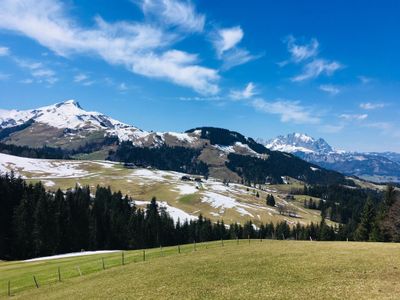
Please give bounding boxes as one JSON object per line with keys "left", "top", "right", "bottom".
{"left": 265, "top": 133, "right": 400, "bottom": 183}
{"left": 0, "top": 100, "right": 348, "bottom": 186}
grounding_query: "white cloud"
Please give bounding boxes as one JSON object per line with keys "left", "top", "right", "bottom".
{"left": 140, "top": 0, "right": 205, "bottom": 32}
{"left": 131, "top": 50, "right": 219, "bottom": 94}
{"left": 15, "top": 59, "right": 58, "bottom": 84}
{"left": 282, "top": 36, "right": 343, "bottom": 82}
{"left": 0, "top": 0, "right": 219, "bottom": 94}
{"left": 0, "top": 46, "right": 10, "bottom": 56}
{"left": 286, "top": 35, "right": 319, "bottom": 63}
{"left": 251, "top": 98, "right": 320, "bottom": 124}
{"left": 319, "top": 84, "right": 340, "bottom": 95}
{"left": 360, "top": 102, "right": 385, "bottom": 110}
{"left": 292, "top": 59, "right": 342, "bottom": 82}
{"left": 211, "top": 26, "right": 259, "bottom": 70}
{"left": 213, "top": 26, "right": 244, "bottom": 56}
{"left": 74, "top": 74, "right": 88, "bottom": 83}
{"left": 220, "top": 48, "right": 258, "bottom": 71}
{"left": 230, "top": 82, "right": 257, "bottom": 100}
{"left": 339, "top": 113, "right": 368, "bottom": 121}
{"left": 179, "top": 95, "right": 222, "bottom": 102}
{"left": 74, "top": 73, "right": 94, "bottom": 86}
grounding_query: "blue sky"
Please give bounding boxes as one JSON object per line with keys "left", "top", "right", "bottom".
{"left": 0, "top": 0, "right": 399, "bottom": 152}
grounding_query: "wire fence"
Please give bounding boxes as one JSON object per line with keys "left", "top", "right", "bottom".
{"left": 1, "top": 238, "right": 261, "bottom": 297}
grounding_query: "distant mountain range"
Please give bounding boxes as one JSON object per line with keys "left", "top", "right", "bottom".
{"left": 0, "top": 100, "right": 348, "bottom": 186}
{"left": 264, "top": 133, "right": 400, "bottom": 183}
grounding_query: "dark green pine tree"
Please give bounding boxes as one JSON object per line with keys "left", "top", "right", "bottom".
{"left": 54, "top": 189, "right": 72, "bottom": 253}
{"left": 13, "top": 192, "right": 35, "bottom": 259}
{"left": 355, "top": 197, "right": 376, "bottom": 241}
{"left": 33, "top": 192, "right": 59, "bottom": 256}
{"left": 266, "top": 194, "right": 276, "bottom": 207}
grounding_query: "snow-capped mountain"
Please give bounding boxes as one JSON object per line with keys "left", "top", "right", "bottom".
{"left": 0, "top": 100, "right": 351, "bottom": 185}
{"left": 265, "top": 133, "right": 400, "bottom": 183}
{"left": 0, "top": 100, "right": 152, "bottom": 142}
{"left": 266, "top": 133, "right": 335, "bottom": 154}
{"left": 0, "top": 100, "right": 263, "bottom": 156}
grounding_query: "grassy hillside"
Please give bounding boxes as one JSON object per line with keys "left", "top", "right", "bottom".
{"left": 2, "top": 240, "right": 400, "bottom": 299}
{"left": 0, "top": 153, "right": 332, "bottom": 226}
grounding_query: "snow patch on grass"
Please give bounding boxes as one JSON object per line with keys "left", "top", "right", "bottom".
{"left": 0, "top": 153, "right": 89, "bottom": 178}
{"left": 201, "top": 191, "right": 254, "bottom": 217}
{"left": 24, "top": 250, "right": 121, "bottom": 262}
{"left": 173, "top": 184, "right": 198, "bottom": 195}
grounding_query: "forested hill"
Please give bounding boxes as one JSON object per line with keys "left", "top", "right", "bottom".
{"left": 185, "top": 127, "right": 268, "bottom": 154}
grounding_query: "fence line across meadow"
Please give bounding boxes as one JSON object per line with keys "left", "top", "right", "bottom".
{"left": 1, "top": 237, "right": 262, "bottom": 297}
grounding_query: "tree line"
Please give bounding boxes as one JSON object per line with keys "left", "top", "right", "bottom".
{"left": 2, "top": 172, "right": 399, "bottom": 260}
{"left": 1, "top": 173, "right": 351, "bottom": 261}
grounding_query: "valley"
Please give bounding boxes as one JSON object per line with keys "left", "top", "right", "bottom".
{"left": 0, "top": 152, "right": 329, "bottom": 227}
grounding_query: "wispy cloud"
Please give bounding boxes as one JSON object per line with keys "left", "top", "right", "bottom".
{"left": 319, "top": 84, "right": 340, "bottom": 95}
{"left": 292, "top": 59, "right": 342, "bottom": 82}
{"left": 15, "top": 59, "right": 58, "bottom": 84}
{"left": 251, "top": 98, "right": 320, "bottom": 124}
{"left": 139, "top": 0, "right": 205, "bottom": 33}
{"left": 0, "top": 46, "right": 10, "bottom": 56}
{"left": 0, "top": 0, "right": 219, "bottom": 94}
{"left": 358, "top": 75, "right": 373, "bottom": 84}
{"left": 363, "top": 122, "right": 400, "bottom": 138}
{"left": 20, "top": 78, "right": 34, "bottom": 84}
{"left": 360, "top": 102, "right": 385, "bottom": 110}
{"left": 339, "top": 113, "right": 368, "bottom": 121}
{"left": 212, "top": 26, "right": 259, "bottom": 70}
{"left": 230, "top": 82, "right": 257, "bottom": 100}
{"left": 74, "top": 74, "right": 88, "bottom": 83}
{"left": 286, "top": 35, "right": 319, "bottom": 63}
{"left": 213, "top": 26, "right": 244, "bottom": 56}
{"left": 281, "top": 36, "right": 343, "bottom": 82}
{"left": 179, "top": 95, "right": 223, "bottom": 102}
{"left": 74, "top": 73, "right": 94, "bottom": 86}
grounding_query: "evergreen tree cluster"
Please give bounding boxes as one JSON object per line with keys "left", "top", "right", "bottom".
{"left": 0, "top": 143, "right": 68, "bottom": 159}
{"left": 1, "top": 174, "right": 347, "bottom": 261}
{"left": 303, "top": 198, "right": 319, "bottom": 210}
{"left": 109, "top": 142, "right": 209, "bottom": 176}
{"left": 303, "top": 184, "right": 380, "bottom": 224}
{"left": 226, "top": 153, "right": 349, "bottom": 186}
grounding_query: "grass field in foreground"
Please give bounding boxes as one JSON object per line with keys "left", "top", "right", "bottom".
{"left": 2, "top": 240, "right": 400, "bottom": 299}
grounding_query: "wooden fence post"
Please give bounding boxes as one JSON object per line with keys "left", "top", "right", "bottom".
{"left": 58, "top": 267, "right": 61, "bottom": 282}
{"left": 33, "top": 275, "right": 39, "bottom": 288}
{"left": 160, "top": 245, "right": 163, "bottom": 257}
{"left": 178, "top": 245, "right": 181, "bottom": 254}
{"left": 143, "top": 250, "right": 146, "bottom": 261}
{"left": 122, "top": 252, "right": 125, "bottom": 265}
{"left": 248, "top": 235, "right": 250, "bottom": 244}
{"left": 102, "top": 258, "right": 105, "bottom": 270}
{"left": 221, "top": 238, "right": 224, "bottom": 247}
{"left": 77, "top": 266, "right": 82, "bottom": 276}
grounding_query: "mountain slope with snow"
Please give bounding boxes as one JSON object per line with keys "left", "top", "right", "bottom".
{"left": 0, "top": 100, "right": 350, "bottom": 185}
{"left": 265, "top": 133, "right": 400, "bottom": 183}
